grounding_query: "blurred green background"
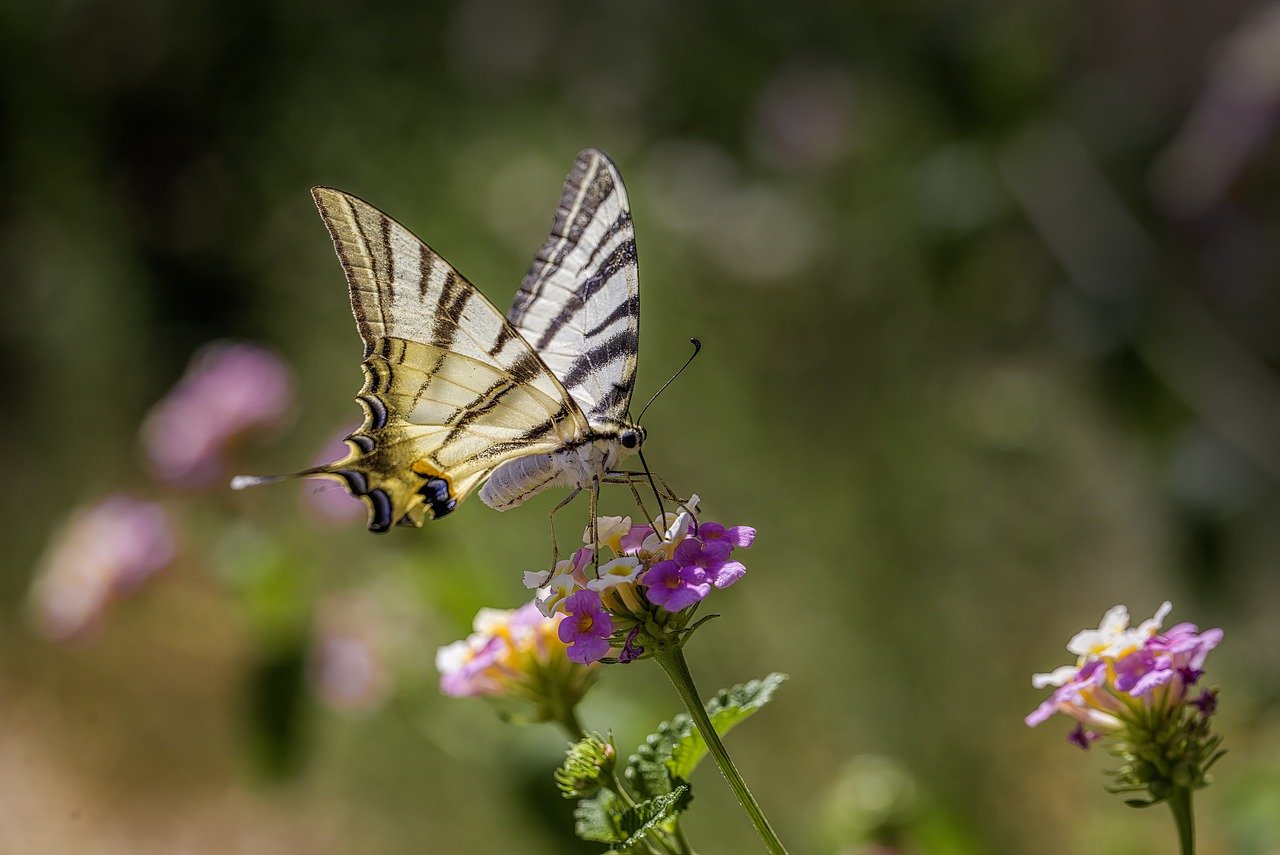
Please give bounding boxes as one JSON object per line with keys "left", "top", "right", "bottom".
{"left": 4, "top": 0, "right": 1280, "bottom": 852}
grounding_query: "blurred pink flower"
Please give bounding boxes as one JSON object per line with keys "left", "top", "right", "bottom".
{"left": 30, "top": 495, "right": 176, "bottom": 641}
{"left": 142, "top": 342, "right": 292, "bottom": 487}
{"left": 436, "top": 603, "right": 597, "bottom": 706}
{"left": 308, "top": 593, "right": 397, "bottom": 714}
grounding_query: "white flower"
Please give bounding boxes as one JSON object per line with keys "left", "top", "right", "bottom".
{"left": 639, "top": 495, "right": 701, "bottom": 557}
{"left": 473, "top": 607, "right": 512, "bottom": 635}
{"left": 1067, "top": 601, "right": 1173, "bottom": 662}
{"left": 523, "top": 569, "right": 552, "bottom": 589}
{"left": 1031, "top": 665, "right": 1079, "bottom": 689}
{"left": 586, "top": 556, "right": 644, "bottom": 592}
{"left": 588, "top": 515, "right": 633, "bottom": 553}
{"left": 434, "top": 638, "right": 475, "bottom": 673}
{"left": 535, "top": 573, "right": 580, "bottom": 617}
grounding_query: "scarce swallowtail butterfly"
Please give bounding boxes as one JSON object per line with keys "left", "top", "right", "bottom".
{"left": 232, "top": 149, "right": 647, "bottom": 533}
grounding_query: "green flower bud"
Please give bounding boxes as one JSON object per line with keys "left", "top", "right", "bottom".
{"left": 555, "top": 732, "right": 616, "bottom": 799}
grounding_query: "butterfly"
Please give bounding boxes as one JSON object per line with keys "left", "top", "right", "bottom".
{"left": 232, "top": 149, "right": 647, "bottom": 534}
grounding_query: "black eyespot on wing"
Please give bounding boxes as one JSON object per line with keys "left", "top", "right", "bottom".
{"left": 367, "top": 488, "right": 393, "bottom": 533}
{"left": 419, "top": 476, "right": 457, "bottom": 520}
{"left": 348, "top": 434, "right": 375, "bottom": 453}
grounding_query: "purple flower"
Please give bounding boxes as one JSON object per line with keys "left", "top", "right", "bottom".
{"left": 1067, "top": 723, "right": 1100, "bottom": 750}
{"left": 437, "top": 634, "right": 506, "bottom": 697}
{"left": 30, "top": 495, "right": 176, "bottom": 641}
{"left": 672, "top": 538, "right": 746, "bottom": 589}
{"left": 1192, "top": 689, "right": 1219, "bottom": 717}
{"left": 619, "top": 626, "right": 645, "bottom": 663}
{"left": 619, "top": 524, "right": 652, "bottom": 555}
{"left": 559, "top": 590, "right": 614, "bottom": 664}
{"left": 1024, "top": 659, "right": 1113, "bottom": 729}
{"left": 1027, "top": 601, "right": 1227, "bottom": 805}
{"left": 642, "top": 558, "right": 712, "bottom": 612}
{"left": 697, "top": 521, "right": 756, "bottom": 550}
{"left": 1113, "top": 623, "right": 1224, "bottom": 699}
{"left": 142, "top": 342, "right": 292, "bottom": 487}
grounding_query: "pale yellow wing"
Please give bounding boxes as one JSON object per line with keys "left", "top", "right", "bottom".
{"left": 233, "top": 188, "right": 590, "bottom": 532}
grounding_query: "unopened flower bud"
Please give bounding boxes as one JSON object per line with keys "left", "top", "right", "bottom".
{"left": 555, "top": 732, "right": 616, "bottom": 798}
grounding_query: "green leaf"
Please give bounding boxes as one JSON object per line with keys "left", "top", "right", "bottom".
{"left": 625, "top": 672, "right": 787, "bottom": 800}
{"left": 574, "top": 790, "right": 627, "bottom": 844}
{"left": 575, "top": 785, "right": 690, "bottom": 850}
{"left": 604, "top": 787, "right": 690, "bottom": 854}
{"left": 670, "top": 672, "right": 787, "bottom": 779}
{"left": 626, "top": 718, "right": 693, "bottom": 799}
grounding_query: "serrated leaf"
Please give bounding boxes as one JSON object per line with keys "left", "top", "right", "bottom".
{"left": 669, "top": 672, "right": 788, "bottom": 779}
{"left": 625, "top": 673, "right": 787, "bottom": 800}
{"left": 574, "top": 790, "right": 627, "bottom": 844}
{"left": 609, "top": 787, "right": 689, "bottom": 853}
{"left": 626, "top": 718, "right": 694, "bottom": 799}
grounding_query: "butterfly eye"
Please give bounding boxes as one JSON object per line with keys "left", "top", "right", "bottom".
{"left": 620, "top": 428, "right": 642, "bottom": 449}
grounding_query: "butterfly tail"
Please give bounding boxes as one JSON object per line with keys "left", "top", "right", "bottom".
{"left": 229, "top": 460, "right": 440, "bottom": 534}
{"left": 229, "top": 464, "right": 335, "bottom": 492}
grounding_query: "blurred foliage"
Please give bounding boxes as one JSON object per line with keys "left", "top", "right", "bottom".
{"left": 3, "top": 0, "right": 1280, "bottom": 852}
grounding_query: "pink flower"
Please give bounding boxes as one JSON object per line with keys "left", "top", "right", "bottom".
{"left": 672, "top": 538, "right": 746, "bottom": 589}
{"left": 642, "top": 558, "right": 712, "bottom": 612}
{"left": 558, "top": 591, "right": 614, "bottom": 664}
{"left": 142, "top": 342, "right": 292, "bottom": 487}
{"left": 436, "top": 603, "right": 596, "bottom": 697}
{"left": 30, "top": 496, "right": 176, "bottom": 641}
{"left": 697, "top": 522, "right": 757, "bottom": 550}
{"left": 1027, "top": 602, "right": 1223, "bottom": 746}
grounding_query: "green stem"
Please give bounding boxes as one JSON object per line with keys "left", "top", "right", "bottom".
{"left": 1168, "top": 787, "right": 1195, "bottom": 855}
{"left": 654, "top": 647, "right": 789, "bottom": 855}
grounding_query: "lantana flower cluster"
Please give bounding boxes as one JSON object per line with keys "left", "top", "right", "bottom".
{"left": 525, "top": 498, "right": 756, "bottom": 665}
{"left": 1027, "top": 601, "right": 1225, "bottom": 805}
{"left": 435, "top": 603, "right": 597, "bottom": 722}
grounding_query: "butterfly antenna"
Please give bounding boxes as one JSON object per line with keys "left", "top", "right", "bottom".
{"left": 635, "top": 338, "right": 701, "bottom": 425}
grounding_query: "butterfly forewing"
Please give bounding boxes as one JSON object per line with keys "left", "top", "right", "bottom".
{"left": 306, "top": 188, "right": 590, "bottom": 531}
{"left": 506, "top": 149, "right": 640, "bottom": 430}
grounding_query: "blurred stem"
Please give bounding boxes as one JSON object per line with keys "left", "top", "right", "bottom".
{"left": 654, "top": 648, "right": 789, "bottom": 855}
{"left": 554, "top": 706, "right": 586, "bottom": 742}
{"left": 1169, "top": 787, "right": 1195, "bottom": 855}
{"left": 673, "top": 820, "right": 698, "bottom": 855}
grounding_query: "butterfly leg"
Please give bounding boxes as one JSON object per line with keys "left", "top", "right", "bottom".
{"left": 546, "top": 486, "right": 583, "bottom": 568}
{"left": 589, "top": 475, "right": 601, "bottom": 575}
{"left": 604, "top": 470, "right": 686, "bottom": 503}
{"left": 605, "top": 471, "right": 692, "bottom": 533}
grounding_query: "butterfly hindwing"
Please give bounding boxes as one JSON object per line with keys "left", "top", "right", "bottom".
{"left": 507, "top": 149, "right": 640, "bottom": 431}
{"left": 306, "top": 188, "right": 590, "bottom": 532}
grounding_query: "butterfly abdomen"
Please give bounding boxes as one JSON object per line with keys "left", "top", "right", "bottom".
{"left": 480, "top": 452, "right": 577, "bottom": 511}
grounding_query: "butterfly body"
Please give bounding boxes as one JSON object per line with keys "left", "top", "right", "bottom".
{"left": 480, "top": 426, "right": 643, "bottom": 512}
{"left": 232, "top": 149, "right": 645, "bottom": 533}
